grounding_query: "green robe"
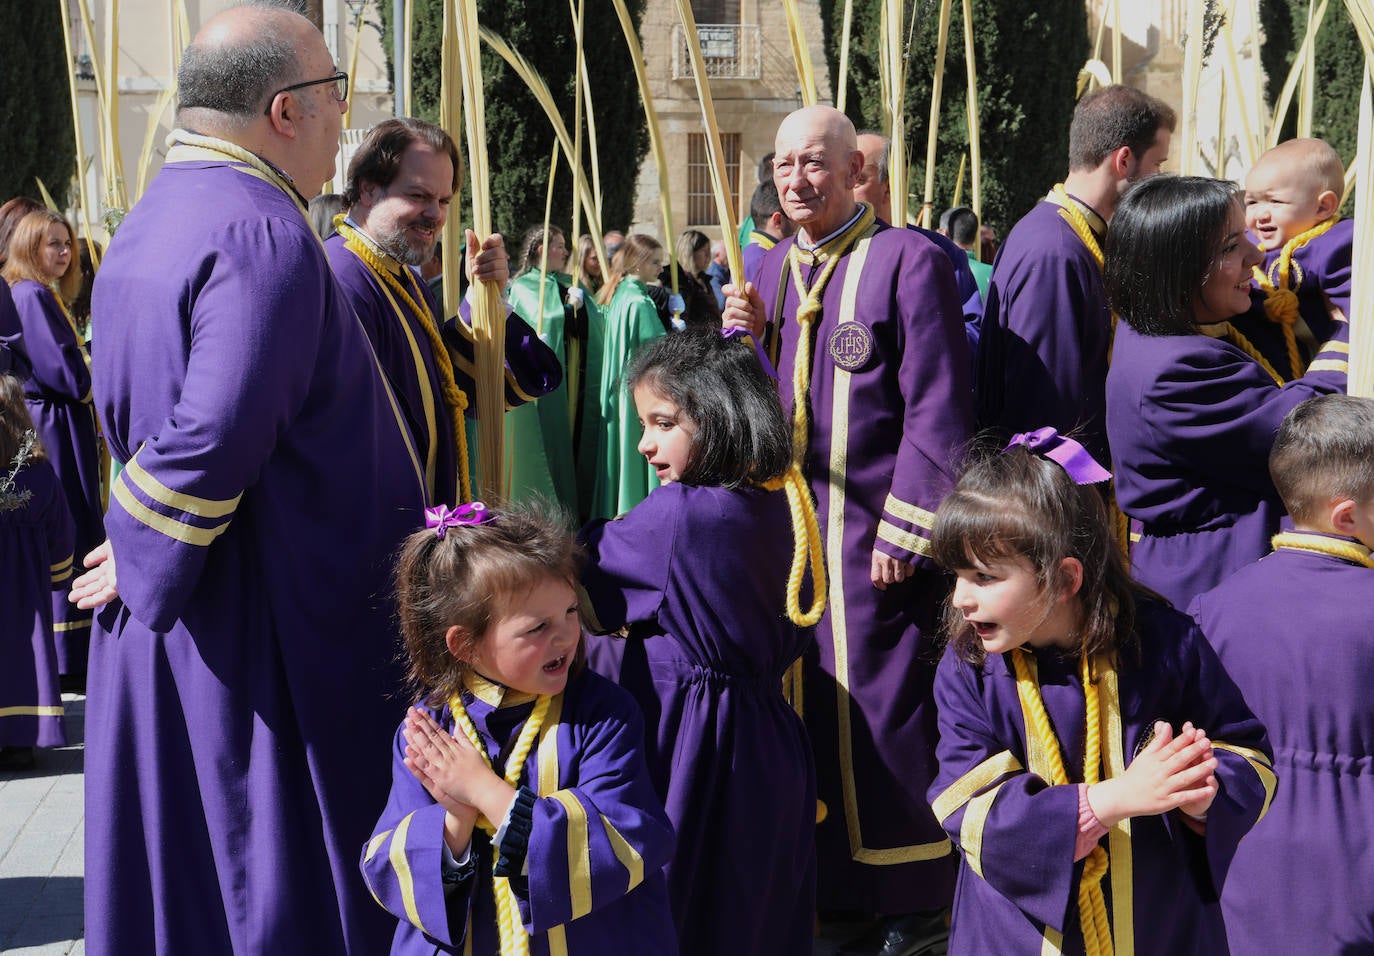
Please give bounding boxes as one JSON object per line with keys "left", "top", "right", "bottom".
{"left": 504, "top": 270, "right": 603, "bottom": 518}
{"left": 590, "top": 277, "right": 664, "bottom": 520}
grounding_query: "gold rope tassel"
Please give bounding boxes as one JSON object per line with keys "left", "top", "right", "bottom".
{"left": 1011, "top": 649, "right": 1115, "bottom": 956}
{"left": 449, "top": 692, "right": 553, "bottom": 956}
{"left": 1252, "top": 216, "right": 1341, "bottom": 380}
{"left": 337, "top": 219, "right": 473, "bottom": 503}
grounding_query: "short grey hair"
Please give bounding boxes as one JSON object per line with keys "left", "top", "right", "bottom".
{"left": 176, "top": 3, "right": 302, "bottom": 119}
{"left": 858, "top": 129, "right": 890, "bottom": 184}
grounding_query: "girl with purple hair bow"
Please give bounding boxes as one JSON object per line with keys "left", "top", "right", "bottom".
{"left": 923, "top": 429, "right": 1273, "bottom": 955}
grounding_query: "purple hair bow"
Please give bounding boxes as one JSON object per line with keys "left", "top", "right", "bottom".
{"left": 424, "top": 501, "right": 497, "bottom": 538}
{"left": 1002, "top": 427, "right": 1112, "bottom": 485}
{"left": 721, "top": 326, "right": 778, "bottom": 380}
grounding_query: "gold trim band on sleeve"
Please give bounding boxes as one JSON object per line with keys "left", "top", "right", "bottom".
{"left": 1212, "top": 742, "right": 1278, "bottom": 822}
{"left": 599, "top": 814, "right": 645, "bottom": 892}
{"left": 547, "top": 790, "right": 593, "bottom": 919}
{"left": 876, "top": 519, "right": 933, "bottom": 557}
{"left": 932, "top": 750, "right": 1023, "bottom": 824}
{"left": 113, "top": 478, "right": 230, "bottom": 547}
{"left": 124, "top": 451, "right": 242, "bottom": 518}
{"left": 0, "top": 705, "right": 66, "bottom": 718}
{"left": 882, "top": 493, "right": 937, "bottom": 530}
{"left": 1306, "top": 358, "right": 1349, "bottom": 373}
{"left": 959, "top": 782, "right": 1005, "bottom": 878}
{"left": 389, "top": 811, "right": 431, "bottom": 936}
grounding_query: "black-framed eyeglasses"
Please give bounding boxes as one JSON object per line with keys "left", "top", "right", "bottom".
{"left": 263, "top": 71, "right": 349, "bottom": 115}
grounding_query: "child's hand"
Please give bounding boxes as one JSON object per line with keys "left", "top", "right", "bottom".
{"left": 1174, "top": 721, "right": 1219, "bottom": 820}
{"left": 402, "top": 707, "right": 517, "bottom": 828}
{"left": 1087, "top": 721, "right": 1218, "bottom": 827}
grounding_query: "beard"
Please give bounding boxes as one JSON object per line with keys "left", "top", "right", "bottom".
{"left": 376, "top": 218, "right": 439, "bottom": 267}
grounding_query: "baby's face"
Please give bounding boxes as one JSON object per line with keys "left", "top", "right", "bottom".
{"left": 1244, "top": 159, "right": 1330, "bottom": 251}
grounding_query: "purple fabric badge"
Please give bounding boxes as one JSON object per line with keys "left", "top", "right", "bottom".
{"left": 1003, "top": 427, "right": 1112, "bottom": 485}
{"left": 424, "top": 501, "right": 498, "bottom": 538}
{"left": 721, "top": 326, "right": 778, "bottom": 380}
{"left": 827, "top": 322, "right": 875, "bottom": 371}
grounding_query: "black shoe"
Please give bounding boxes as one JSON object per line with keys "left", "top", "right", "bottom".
{"left": 0, "top": 746, "right": 36, "bottom": 772}
{"left": 836, "top": 911, "right": 950, "bottom": 956}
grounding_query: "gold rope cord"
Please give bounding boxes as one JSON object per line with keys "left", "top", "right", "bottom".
{"left": 1252, "top": 216, "right": 1341, "bottom": 380}
{"left": 1272, "top": 530, "right": 1374, "bottom": 567}
{"left": 449, "top": 692, "right": 553, "bottom": 956}
{"left": 337, "top": 220, "right": 473, "bottom": 504}
{"left": 1011, "top": 649, "right": 1115, "bottom": 956}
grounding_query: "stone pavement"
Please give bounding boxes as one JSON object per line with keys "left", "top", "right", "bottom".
{"left": 0, "top": 694, "right": 890, "bottom": 955}
{"left": 0, "top": 694, "right": 84, "bottom": 956}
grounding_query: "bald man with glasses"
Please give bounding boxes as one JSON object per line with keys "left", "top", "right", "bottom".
{"left": 76, "top": 4, "right": 427, "bottom": 952}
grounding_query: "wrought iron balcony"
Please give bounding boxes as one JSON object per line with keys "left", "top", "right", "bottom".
{"left": 671, "top": 23, "right": 762, "bottom": 80}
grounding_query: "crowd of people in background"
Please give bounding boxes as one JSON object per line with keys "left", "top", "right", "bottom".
{"left": 0, "top": 2, "right": 1370, "bottom": 955}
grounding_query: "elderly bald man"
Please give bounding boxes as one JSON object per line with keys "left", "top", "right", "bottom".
{"left": 79, "top": 3, "right": 426, "bottom": 951}
{"left": 724, "top": 105, "right": 971, "bottom": 955}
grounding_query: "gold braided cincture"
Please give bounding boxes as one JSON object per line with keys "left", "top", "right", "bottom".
{"left": 1051, "top": 184, "right": 1105, "bottom": 269}
{"left": 337, "top": 219, "right": 473, "bottom": 504}
{"left": 1252, "top": 215, "right": 1341, "bottom": 380}
{"left": 1011, "top": 649, "right": 1115, "bottom": 956}
{"left": 1272, "top": 531, "right": 1374, "bottom": 567}
{"left": 1221, "top": 323, "right": 1284, "bottom": 386}
{"left": 449, "top": 692, "right": 553, "bottom": 956}
{"left": 761, "top": 464, "right": 828, "bottom": 627}
{"left": 786, "top": 210, "right": 874, "bottom": 471}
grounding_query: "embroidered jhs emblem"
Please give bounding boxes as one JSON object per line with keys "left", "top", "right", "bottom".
{"left": 827, "top": 321, "right": 875, "bottom": 371}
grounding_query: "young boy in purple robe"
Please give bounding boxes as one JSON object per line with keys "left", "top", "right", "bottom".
{"left": 928, "top": 430, "right": 1274, "bottom": 955}
{"left": 1189, "top": 395, "right": 1374, "bottom": 954}
{"left": 364, "top": 503, "right": 676, "bottom": 955}
{"left": 1242, "top": 138, "right": 1351, "bottom": 380}
{"left": 580, "top": 331, "right": 820, "bottom": 955}
{"left": 1104, "top": 175, "right": 1348, "bottom": 611}
{"left": 0, "top": 374, "right": 74, "bottom": 770}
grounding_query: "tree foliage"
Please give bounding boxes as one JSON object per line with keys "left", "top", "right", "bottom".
{"left": 0, "top": 3, "right": 75, "bottom": 209}
{"left": 819, "top": 0, "right": 1086, "bottom": 231}
{"left": 1259, "top": 0, "right": 1362, "bottom": 170}
{"left": 379, "top": 0, "right": 649, "bottom": 240}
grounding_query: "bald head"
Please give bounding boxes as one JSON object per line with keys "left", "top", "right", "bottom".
{"left": 772, "top": 106, "right": 864, "bottom": 241}
{"left": 177, "top": 3, "right": 312, "bottom": 126}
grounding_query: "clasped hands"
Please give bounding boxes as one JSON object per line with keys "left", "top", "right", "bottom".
{"left": 1087, "top": 720, "right": 1219, "bottom": 829}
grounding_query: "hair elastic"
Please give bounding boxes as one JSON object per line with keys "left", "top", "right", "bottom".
{"left": 424, "top": 501, "right": 498, "bottom": 538}
{"left": 721, "top": 326, "right": 778, "bottom": 380}
{"left": 1003, "top": 427, "right": 1112, "bottom": 485}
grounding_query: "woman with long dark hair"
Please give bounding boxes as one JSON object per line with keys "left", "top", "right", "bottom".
{"left": 1104, "top": 175, "right": 1348, "bottom": 608}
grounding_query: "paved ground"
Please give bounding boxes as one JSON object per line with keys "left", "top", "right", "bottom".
{"left": 0, "top": 694, "right": 85, "bottom": 956}
{"left": 0, "top": 695, "right": 879, "bottom": 954}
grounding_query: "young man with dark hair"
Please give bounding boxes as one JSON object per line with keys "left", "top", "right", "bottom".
{"left": 328, "top": 117, "right": 560, "bottom": 507}
{"left": 977, "top": 84, "right": 1174, "bottom": 461}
